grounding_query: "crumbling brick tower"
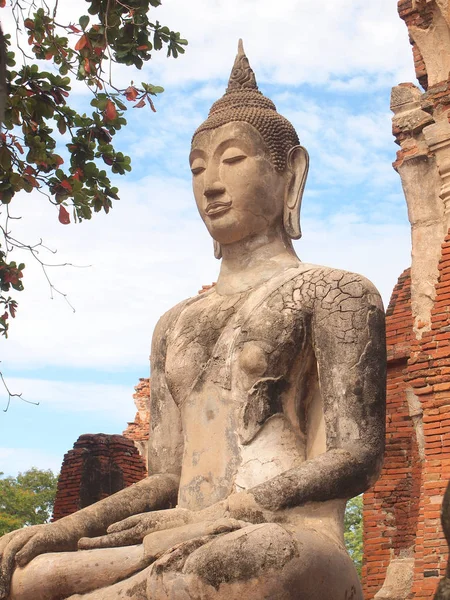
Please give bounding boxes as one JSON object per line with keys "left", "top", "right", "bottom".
{"left": 363, "top": 1, "right": 450, "bottom": 598}
{"left": 52, "top": 380, "right": 150, "bottom": 520}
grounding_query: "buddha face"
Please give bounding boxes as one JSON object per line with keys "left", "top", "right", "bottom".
{"left": 190, "top": 122, "right": 287, "bottom": 246}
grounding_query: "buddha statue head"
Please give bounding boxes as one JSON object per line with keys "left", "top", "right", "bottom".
{"left": 190, "top": 40, "right": 309, "bottom": 258}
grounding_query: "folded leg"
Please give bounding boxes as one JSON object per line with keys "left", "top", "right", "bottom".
{"left": 11, "top": 545, "right": 147, "bottom": 600}
{"left": 147, "top": 523, "right": 363, "bottom": 600}
{"left": 66, "top": 568, "right": 150, "bottom": 600}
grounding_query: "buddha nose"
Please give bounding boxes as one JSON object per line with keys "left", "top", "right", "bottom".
{"left": 204, "top": 180, "right": 226, "bottom": 199}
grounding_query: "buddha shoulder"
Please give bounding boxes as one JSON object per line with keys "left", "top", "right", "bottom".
{"left": 304, "top": 264, "right": 383, "bottom": 310}
{"left": 151, "top": 295, "right": 198, "bottom": 350}
{"left": 285, "top": 264, "right": 384, "bottom": 314}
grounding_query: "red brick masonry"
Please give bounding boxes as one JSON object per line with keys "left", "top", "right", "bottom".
{"left": 52, "top": 433, "right": 146, "bottom": 520}
{"left": 363, "top": 233, "right": 450, "bottom": 598}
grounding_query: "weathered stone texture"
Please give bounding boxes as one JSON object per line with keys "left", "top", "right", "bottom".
{"left": 52, "top": 434, "right": 147, "bottom": 520}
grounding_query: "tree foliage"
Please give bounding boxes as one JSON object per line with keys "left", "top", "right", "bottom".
{"left": 0, "top": 0, "right": 187, "bottom": 337}
{"left": 0, "top": 467, "right": 58, "bottom": 535}
{"left": 344, "top": 495, "right": 363, "bottom": 576}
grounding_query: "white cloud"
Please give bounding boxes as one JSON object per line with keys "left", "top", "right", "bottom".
{"left": 0, "top": 176, "right": 218, "bottom": 369}
{"left": 0, "top": 447, "right": 63, "bottom": 476}
{"left": 0, "top": 377, "right": 135, "bottom": 420}
{"left": 144, "top": 0, "right": 415, "bottom": 88}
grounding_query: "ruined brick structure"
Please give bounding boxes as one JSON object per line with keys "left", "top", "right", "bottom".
{"left": 52, "top": 379, "right": 151, "bottom": 521}
{"left": 363, "top": 1, "right": 450, "bottom": 597}
{"left": 363, "top": 270, "right": 419, "bottom": 598}
{"left": 123, "top": 377, "right": 151, "bottom": 468}
{"left": 52, "top": 433, "right": 146, "bottom": 521}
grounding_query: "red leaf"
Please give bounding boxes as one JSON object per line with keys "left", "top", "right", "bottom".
{"left": 73, "top": 168, "right": 83, "bottom": 180}
{"left": 84, "top": 57, "right": 91, "bottom": 73}
{"left": 58, "top": 205, "right": 70, "bottom": 224}
{"left": 54, "top": 155, "right": 64, "bottom": 166}
{"left": 75, "top": 34, "right": 88, "bottom": 51}
{"left": 125, "top": 86, "right": 139, "bottom": 102}
{"left": 137, "top": 45, "right": 148, "bottom": 50}
{"left": 0, "top": 0, "right": 6, "bottom": 7}
{"left": 149, "top": 98, "right": 157, "bottom": 113}
{"left": 60, "top": 179, "right": 72, "bottom": 191}
{"left": 23, "top": 174, "right": 39, "bottom": 188}
{"left": 133, "top": 99, "right": 146, "bottom": 109}
{"left": 10, "top": 304, "right": 16, "bottom": 318}
{"left": 45, "top": 51, "right": 53, "bottom": 60}
{"left": 104, "top": 99, "right": 118, "bottom": 122}
{"left": 69, "top": 24, "right": 81, "bottom": 33}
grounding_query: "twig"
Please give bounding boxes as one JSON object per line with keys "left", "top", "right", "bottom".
{"left": 0, "top": 216, "right": 91, "bottom": 317}
{"left": 1, "top": 368, "right": 39, "bottom": 412}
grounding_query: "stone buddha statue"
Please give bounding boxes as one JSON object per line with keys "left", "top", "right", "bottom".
{"left": 0, "top": 41, "right": 386, "bottom": 600}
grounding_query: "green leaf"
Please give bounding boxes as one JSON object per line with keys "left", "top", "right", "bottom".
{"left": 79, "top": 15, "right": 90, "bottom": 30}
{"left": 0, "top": 147, "right": 12, "bottom": 170}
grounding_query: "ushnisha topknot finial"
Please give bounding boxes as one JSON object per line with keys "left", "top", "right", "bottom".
{"left": 226, "top": 39, "right": 258, "bottom": 92}
{"left": 192, "top": 40, "right": 300, "bottom": 172}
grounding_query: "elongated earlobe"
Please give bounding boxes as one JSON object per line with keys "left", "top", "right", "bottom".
{"left": 214, "top": 240, "right": 222, "bottom": 259}
{"left": 284, "top": 146, "right": 309, "bottom": 240}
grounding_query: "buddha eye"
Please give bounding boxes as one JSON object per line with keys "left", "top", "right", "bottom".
{"left": 191, "top": 166, "right": 205, "bottom": 176}
{"left": 222, "top": 154, "right": 247, "bottom": 165}
{"left": 190, "top": 160, "right": 205, "bottom": 175}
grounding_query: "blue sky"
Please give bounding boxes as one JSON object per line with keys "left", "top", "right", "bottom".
{"left": 0, "top": 0, "right": 415, "bottom": 476}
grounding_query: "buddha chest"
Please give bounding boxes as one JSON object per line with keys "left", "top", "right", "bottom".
{"left": 165, "top": 271, "right": 318, "bottom": 510}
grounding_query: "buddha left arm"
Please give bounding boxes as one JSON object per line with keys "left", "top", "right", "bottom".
{"left": 249, "top": 274, "right": 386, "bottom": 512}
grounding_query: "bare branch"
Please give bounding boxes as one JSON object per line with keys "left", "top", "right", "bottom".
{"left": 0, "top": 367, "right": 39, "bottom": 412}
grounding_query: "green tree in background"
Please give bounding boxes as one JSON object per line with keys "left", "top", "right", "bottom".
{"left": 344, "top": 495, "right": 363, "bottom": 576}
{"left": 0, "top": 468, "right": 58, "bottom": 535}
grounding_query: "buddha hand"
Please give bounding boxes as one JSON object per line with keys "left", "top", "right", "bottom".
{"left": 77, "top": 507, "right": 193, "bottom": 550}
{"left": 0, "top": 520, "right": 83, "bottom": 600}
{"left": 77, "top": 492, "right": 273, "bottom": 551}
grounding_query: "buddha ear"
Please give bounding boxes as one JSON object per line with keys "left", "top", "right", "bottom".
{"left": 213, "top": 240, "right": 222, "bottom": 260}
{"left": 283, "top": 145, "right": 309, "bottom": 240}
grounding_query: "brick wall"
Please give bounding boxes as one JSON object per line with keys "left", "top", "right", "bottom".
{"left": 363, "top": 235, "right": 450, "bottom": 598}
{"left": 398, "top": 0, "right": 435, "bottom": 90}
{"left": 123, "top": 378, "right": 150, "bottom": 467}
{"left": 406, "top": 233, "right": 450, "bottom": 597}
{"left": 363, "top": 269, "right": 421, "bottom": 598}
{"left": 52, "top": 433, "right": 147, "bottom": 520}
